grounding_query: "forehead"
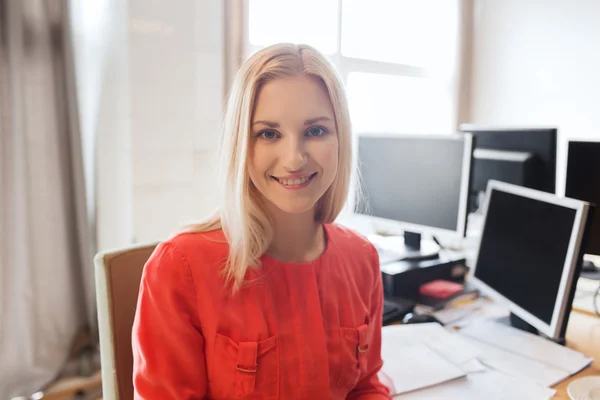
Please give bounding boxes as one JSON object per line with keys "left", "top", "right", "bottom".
{"left": 252, "top": 75, "right": 335, "bottom": 123}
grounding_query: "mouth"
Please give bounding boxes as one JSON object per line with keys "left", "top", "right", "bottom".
{"left": 271, "top": 172, "right": 318, "bottom": 190}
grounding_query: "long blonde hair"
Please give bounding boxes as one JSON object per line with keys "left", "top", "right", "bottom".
{"left": 184, "top": 43, "right": 353, "bottom": 291}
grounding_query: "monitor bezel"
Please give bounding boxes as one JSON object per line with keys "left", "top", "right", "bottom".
{"left": 469, "top": 180, "right": 590, "bottom": 340}
{"left": 357, "top": 132, "right": 473, "bottom": 239}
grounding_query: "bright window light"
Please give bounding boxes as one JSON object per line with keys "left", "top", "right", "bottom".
{"left": 341, "top": 0, "right": 458, "bottom": 70}
{"left": 248, "top": 0, "right": 339, "bottom": 54}
{"left": 347, "top": 72, "right": 454, "bottom": 134}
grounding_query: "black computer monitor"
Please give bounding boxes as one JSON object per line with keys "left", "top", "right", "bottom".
{"left": 566, "top": 141, "right": 600, "bottom": 263}
{"left": 470, "top": 181, "right": 593, "bottom": 343}
{"left": 357, "top": 133, "right": 473, "bottom": 259}
{"left": 459, "top": 125, "right": 557, "bottom": 212}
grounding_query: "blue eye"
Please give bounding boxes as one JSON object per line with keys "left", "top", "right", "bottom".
{"left": 306, "top": 126, "right": 328, "bottom": 137}
{"left": 258, "top": 130, "right": 279, "bottom": 140}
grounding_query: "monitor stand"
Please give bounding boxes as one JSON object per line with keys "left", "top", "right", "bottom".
{"left": 400, "top": 231, "right": 440, "bottom": 261}
{"left": 371, "top": 229, "right": 441, "bottom": 264}
{"left": 496, "top": 312, "right": 566, "bottom": 346}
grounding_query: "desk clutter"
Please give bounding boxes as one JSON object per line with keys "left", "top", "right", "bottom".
{"left": 371, "top": 179, "right": 598, "bottom": 398}
{"left": 382, "top": 279, "right": 480, "bottom": 326}
{"left": 348, "top": 131, "right": 600, "bottom": 339}
{"left": 348, "top": 132, "right": 600, "bottom": 398}
{"left": 380, "top": 321, "right": 592, "bottom": 399}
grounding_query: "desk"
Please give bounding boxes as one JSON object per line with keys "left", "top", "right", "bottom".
{"left": 551, "top": 310, "right": 600, "bottom": 399}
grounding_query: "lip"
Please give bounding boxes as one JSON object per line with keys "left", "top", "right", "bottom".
{"left": 271, "top": 172, "right": 317, "bottom": 190}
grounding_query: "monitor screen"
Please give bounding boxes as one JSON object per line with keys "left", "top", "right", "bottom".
{"left": 566, "top": 141, "right": 600, "bottom": 256}
{"left": 471, "top": 181, "right": 589, "bottom": 340}
{"left": 357, "top": 134, "right": 472, "bottom": 236}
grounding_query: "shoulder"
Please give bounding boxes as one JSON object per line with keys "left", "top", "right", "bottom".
{"left": 165, "top": 228, "right": 229, "bottom": 264}
{"left": 143, "top": 229, "right": 229, "bottom": 284}
{"left": 327, "top": 223, "right": 378, "bottom": 267}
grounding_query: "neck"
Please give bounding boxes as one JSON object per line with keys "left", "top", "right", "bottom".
{"left": 266, "top": 206, "right": 326, "bottom": 263}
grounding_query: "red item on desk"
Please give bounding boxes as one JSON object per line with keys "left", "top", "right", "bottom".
{"left": 419, "top": 280, "right": 464, "bottom": 300}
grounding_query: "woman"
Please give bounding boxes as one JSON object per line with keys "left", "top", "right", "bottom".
{"left": 132, "top": 43, "right": 390, "bottom": 399}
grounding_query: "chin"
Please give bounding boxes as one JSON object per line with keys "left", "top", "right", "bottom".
{"left": 274, "top": 201, "right": 317, "bottom": 215}
{"left": 267, "top": 197, "right": 318, "bottom": 216}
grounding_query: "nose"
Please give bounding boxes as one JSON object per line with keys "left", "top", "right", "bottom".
{"left": 282, "top": 136, "right": 308, "bottom": 172}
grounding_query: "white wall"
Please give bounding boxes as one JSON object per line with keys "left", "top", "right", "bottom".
{"left": 69, "top": 0, "right": 133, "bottom": 252}
{"left": 71, "top": 0, "right": 224, "bottom": 249}
{"left": 468, "top": 0, "right": 600, "bottom": 194}
{"left": 128, "top": 0, "right": 223, "bottom": 243}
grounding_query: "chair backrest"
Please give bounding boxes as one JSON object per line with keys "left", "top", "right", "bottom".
{"left": 94, "top": 243, "right": 157, "bottom": 400}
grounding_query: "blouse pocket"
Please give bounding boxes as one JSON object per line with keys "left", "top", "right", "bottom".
{"left": 337, "top": 324, "right": 371, "bottom": 389}
{"left": 210, "top": 333, "right": 279, "bottom": 399}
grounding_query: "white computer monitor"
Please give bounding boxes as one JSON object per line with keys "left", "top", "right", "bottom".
{"left": 469, "top": 180, "right": 592, "bottom": 342}
{"left": 357, "top": 133, "right": 473, "bottom": 260}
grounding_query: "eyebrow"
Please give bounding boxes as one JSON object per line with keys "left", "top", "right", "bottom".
{"left": 252, "top": 116, "right": 331, "bottom": 128}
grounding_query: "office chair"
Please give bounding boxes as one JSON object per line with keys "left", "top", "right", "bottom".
{"left": 94, "top": 243, "right": 157, "bottom": 400}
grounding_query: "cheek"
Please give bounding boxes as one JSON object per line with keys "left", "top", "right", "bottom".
{"left": 248, "top": 144, "right": 270, "bottom": 178}
{"left": 314, "top": 141, "right": 339, "bottom": 176}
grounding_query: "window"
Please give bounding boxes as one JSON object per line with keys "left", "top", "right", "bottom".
{"left": 246, "top": 0, "right": 461, "bottom": 135}
{"left": 248, "top": 0, "right": 339, "bottom": 55}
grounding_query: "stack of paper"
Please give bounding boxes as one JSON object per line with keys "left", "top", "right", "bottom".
{"left": 459, "top": 320, "right": 593, "bottom": 386}
{"left": 381, "top": 323, "right": 481, "bottom": 368}
{"left": 380, "top": 343, "right": 466, "bottom": 395}
{"left": 393, "top": 368, "right": 556, "bottom": 400}
{"left": 380, "top": 323, "right": 556, "bottom": 398}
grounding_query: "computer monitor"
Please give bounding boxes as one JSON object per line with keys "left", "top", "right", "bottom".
{"left": 459, "top": 125, "right": 557, "bottom": 212}
{"left": 470, "top": 180, "right": 593, "bottom": 343}
{"left": 357, "top": 133, "right": 473, "bottom": 260}
{"left": 566, "top": 141, "right": 600, "bottom": 266}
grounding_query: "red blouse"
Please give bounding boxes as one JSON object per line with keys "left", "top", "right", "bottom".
{"left": 132, "top": 223, "right": 390, "bottom": 399}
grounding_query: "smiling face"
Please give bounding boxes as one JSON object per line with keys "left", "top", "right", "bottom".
{"left": 248, "top": 74, "right": 339, "bottom": 217}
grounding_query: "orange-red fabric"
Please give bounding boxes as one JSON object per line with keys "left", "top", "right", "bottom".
{"left": 132, "top": 224, "right": 391, "bottom": 399}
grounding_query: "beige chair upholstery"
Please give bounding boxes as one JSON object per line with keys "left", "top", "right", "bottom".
{"left": 94, "top": 243, "right": 157, "bottom": 400}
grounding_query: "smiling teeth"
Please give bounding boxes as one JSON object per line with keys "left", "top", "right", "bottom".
{"left": 279, "top": 176, "right": 310, "bottom": 186}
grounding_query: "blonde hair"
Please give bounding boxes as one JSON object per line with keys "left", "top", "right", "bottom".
{"left": 184, "top": 43, "right": 353, "bottom": 291}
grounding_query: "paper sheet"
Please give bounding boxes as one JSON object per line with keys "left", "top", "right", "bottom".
{"left": 458, "top": 333, "right": 574, "bottom": 387}
{"left": 381, "top": 324, "right": 481, "bottom": 394}
{"left": 460, "top": 320, "right": 593, "bottom": 374}
{"left": 382, "top": 323, "right": 481, "bottom": 367}
{"left": 381, "top": 343, "right": 466, "bottom": 395}
{"left": 380, "top": 322, "right": 580, "bottom": 399}
{"left": 393, "top": 369, "right": 556, "bottom": 400}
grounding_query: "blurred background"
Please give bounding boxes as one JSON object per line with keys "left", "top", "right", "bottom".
{"left": 1, "top": 0, "right": 599, "bottom": 398}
